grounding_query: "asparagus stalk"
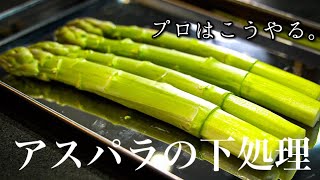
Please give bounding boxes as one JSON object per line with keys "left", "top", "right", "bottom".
{"left": 0, "top": 47, "right": 280, "bottom": 165}
{"left": 4, "top": 76, "right": 281, "bottom": 180}
{"left": 31, "top": 41, "right": 306, "bottom": 140}
{"left": 3, "top": 75, "right": 200, "bottom": 149}
{"left": 66, "top": 18, "right": 320, "bottom": 100}
{"left": 55, "top": 27, "right": 320, "bottom": 127}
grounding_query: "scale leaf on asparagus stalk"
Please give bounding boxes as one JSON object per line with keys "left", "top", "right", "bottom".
{"left": 31, "top": 41, "right": 306, "bottom": 140}
{"left": 0, "top": 47, "right": 280, "bottom": 165}
{"left": 66, "top": 18, "right": 320, "bottom": 101}
{"left": 54, "top": 26, "right": 320, "bottom": 127}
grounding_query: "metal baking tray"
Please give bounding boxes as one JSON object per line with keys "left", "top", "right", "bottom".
{"left": 0, "top": 0, "right": 319, "bottom": 179}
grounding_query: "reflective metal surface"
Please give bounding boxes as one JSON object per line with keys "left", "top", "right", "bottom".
{"left": 0, "top": 0, "right": 319, "bottom": 179}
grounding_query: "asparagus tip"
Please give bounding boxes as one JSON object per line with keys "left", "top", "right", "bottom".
{"left": 54, "top": 26, "right": 88, "bottom": 48}
{"left": 0, "top": 47, "right": 39, "bottom": 77}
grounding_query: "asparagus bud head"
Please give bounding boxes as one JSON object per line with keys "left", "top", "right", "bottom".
{"left": 0, "top": 47, "right": 38, "bottom": 77}
{"left": 55, "top": 26, "right": 88, "bottom": 47}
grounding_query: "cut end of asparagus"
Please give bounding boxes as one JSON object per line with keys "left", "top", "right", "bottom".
{"left": 315, "top": 109, "right": 320, "bottom": 126}
{"left": 307, "top": 104, "right": 320, "bottom": 127}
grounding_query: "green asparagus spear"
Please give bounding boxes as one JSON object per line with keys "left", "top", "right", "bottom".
{"left": 0, "top": 47, "right": 280, "bottom": 165}
{"left": 31, "top": 41, "right": 306, "bottom": 140}
{"left": 55, "top": 26, "right": 320, "bottom": 127}
{"left": 3, "top": 75, "right": 201, "bottom": 149}
{"left": 66, "top": 18, "right": 320, "bottom": 100}
{"left": 3, "top": 76, "right": 281, "bottom": 180}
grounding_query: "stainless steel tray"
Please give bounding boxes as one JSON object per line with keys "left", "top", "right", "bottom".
{"left": 0, "top": 0, "right": 319, "bottom": 179}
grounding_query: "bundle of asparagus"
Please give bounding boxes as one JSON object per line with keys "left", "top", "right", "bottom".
{"left": 66, "top": 18, "right": 320, "bottom": 100}
{"left": 5, "top": 76, "right": 283, "bottom": 180}
{"left": 1, "top": 17, "right": 319, "bottom": 171}
{"left": 54, "top": 26, "right": 320, "bottom": 127}
{"left": 0, "top": 47, "right": 280, "bottom": 165}
{"left": 30, "top": 41, "right": 305, "bottom": 140}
